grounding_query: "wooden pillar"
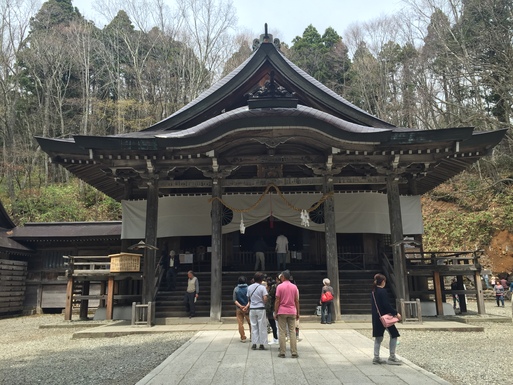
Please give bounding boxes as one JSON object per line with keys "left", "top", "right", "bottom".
{"left": 210, "top": 178, "right": 223, "bottom": 321}
{"left": 143, "top": 177, "right": 159, "bottom": 306}
{"left": 386, "top": 175, "right": 409, "bottom": 301}
{"left": 79, "top": 281, "right": 90, "bottom": 320}
{"left": 474, "top": 271, "right": 485, "bottom": 314}
{"left": 323, "top": 175, "right": 340, "bottom": 320}
{"left": 64, "top": 277, "right": 74, "bottom": 321}
{"left": 106, "top": 276, "right": 115, "bottom": 320}
{"left": 433, "top": 271, "right": 444, "bottom": 315}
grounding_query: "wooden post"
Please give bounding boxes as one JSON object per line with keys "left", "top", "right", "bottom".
{"left": 474, "top": 271, "right": 485, "bottom": 315}
{"left": 323, "top": 175, "right": 340, "bottom": 320}
{"left": 386, "top": 175, "right": 409, "bottom": 301}
{"left": 79, "top": 280, "right": 90, "bottom": 320}
{"left": 210, "top": 178, "right": 223, "bottom": 321}
{"left": 64, "top": 277, "right": 74, "bottom": 321}
{"left": 433, "top": 271, "right": 444, "bottom": 315}
{"left": 106, "top": 276, "right": 115, "bottom": 320}
{"left": 143, "top": 177, "right": 159, "bottom": 307}
{"left": 99, "top": 281, "right": 106, "bottom": 308}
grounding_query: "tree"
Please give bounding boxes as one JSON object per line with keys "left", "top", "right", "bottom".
{"left": 176, "top": 0, "right": 238, "bottom": 99}
{"left": 289, "top": 25, "right": 351, "bottom": 95}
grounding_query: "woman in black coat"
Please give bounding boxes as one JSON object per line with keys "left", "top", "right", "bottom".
{"left": 371, "top": 273, "right": 402, "bottom": 365}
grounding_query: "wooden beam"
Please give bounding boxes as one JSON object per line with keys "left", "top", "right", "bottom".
{"left": 386, "top": 175, "right": 409, "bottom": 300}
{"left": 64, "top": 277, "right": 74, "bottom": 321}
{"left": 433, "top": 271, "right": 444, "bottom": 315}
{"left": 474, "top": 271, "right": 485, "bottom": 315}
{"left": 154, "top": 175, "right": 407, "bottom": 189}
{"left": 210, "top": 178, "right": 223, "bottom": 321}
{"left": 143, "top": 177, "right": 159, "bottom": 307}
{"left": 324, "top": 175, "right": 340, "bottom": 321}
{"left": 106, "top": 276, "right": 115, "bottom": 320}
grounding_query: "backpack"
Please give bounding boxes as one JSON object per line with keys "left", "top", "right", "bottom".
{"left": 235, "top": 285, "right": 248, "bottom": 306}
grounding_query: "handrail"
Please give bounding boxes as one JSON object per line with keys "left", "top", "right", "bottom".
{"left": 152, "top": 254, "right": 164, "bottom": 302}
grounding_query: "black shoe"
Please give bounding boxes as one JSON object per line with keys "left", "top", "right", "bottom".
{"left": 251, "top": 344, "right": 257, "bottom": 350}
{"left": 259, "top": 345, "right": 266, "bottom": 350}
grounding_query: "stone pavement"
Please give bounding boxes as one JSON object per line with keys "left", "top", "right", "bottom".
{"left": 135, "top": 327, "right": 451, "bottom": 385}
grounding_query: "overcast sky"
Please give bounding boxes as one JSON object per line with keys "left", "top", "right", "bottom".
{"left": 74, "top": 0, "right": 403, "bottom": 45}
{"left": 233, "top": 0, "right": 403, "bottom": 44}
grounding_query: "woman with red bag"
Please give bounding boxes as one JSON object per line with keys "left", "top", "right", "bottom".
{"left": 319, "top": 278, "right": 334, "bottom": 324}
{"left": 371, "top": 273, "right": 402, "bottom": 365}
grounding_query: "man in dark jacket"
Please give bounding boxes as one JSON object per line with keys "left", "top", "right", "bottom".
{"left": 233, "top": 276, "right": 250, "bottom": 342}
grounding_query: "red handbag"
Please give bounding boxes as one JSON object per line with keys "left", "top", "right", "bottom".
{"left": 321, "top": 291, "right": 334, "bottom": 303}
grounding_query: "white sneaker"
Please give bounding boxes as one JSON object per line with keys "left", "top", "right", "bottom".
{"left": 273, "top": 338, "right": 279, "bottom": 344}
{"left": 268, "top": 340, "right": 277, "bottom": 345}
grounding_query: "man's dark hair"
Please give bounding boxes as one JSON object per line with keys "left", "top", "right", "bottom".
{"left": 238, "top": 276, "right": 247, "bottom": 285}
{"left": 254, "top": 272, "right": 264, "bottom": 283}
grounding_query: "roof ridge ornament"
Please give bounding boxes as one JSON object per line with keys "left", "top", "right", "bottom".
{"left": 252, "top": 23, "right": 281, "bottom": 51}
{"left": 248, "top": 71, "right": 298, "bottom": 109}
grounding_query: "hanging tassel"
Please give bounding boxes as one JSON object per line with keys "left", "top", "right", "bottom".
{"left": 301, "top": 209, "right": 310, "bottom": 227}
{"left": 240, "top": 213, "right": 245, "bottom": 234}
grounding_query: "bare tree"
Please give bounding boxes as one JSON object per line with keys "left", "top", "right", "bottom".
{"left": 175, "top": 0, "right": 237, "bottom": 98}
{"left": 0, "top": 0, "right": 39, "bottom": 195}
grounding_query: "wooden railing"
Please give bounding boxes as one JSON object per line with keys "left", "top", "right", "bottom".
{"left": 404, "top": 250, "right": 482, "bottom": 269}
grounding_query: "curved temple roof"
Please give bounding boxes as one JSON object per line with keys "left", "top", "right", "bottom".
{"left": 36, "top": 31, "right": 507, "bottom": 201}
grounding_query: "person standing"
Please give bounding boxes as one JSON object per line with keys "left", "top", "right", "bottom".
{"left": 247, "top": 272, "right": 268, "bottom": 350}
{"left": 233, "top": 276, "right": 251, "bottom": 343}
{"left": 253, "top": 237, "right": 267, "bottom": 271}
{"left": 371, "top": 273, "right": 402, "bottom": 365}
{"left": 275, "top": 234, "right": 289, "bottom": 271}
{"left": 274, "top": 270, "right": 299, "bottom": 358}
{"left": 450, "top": 278, "right": 459, "bottom": 310}
{"left": 494, "top": 280, "right": 505, "bottom": 307}
{"left": 320, "top": 278, "right": 334, "bottom": 324}
{"left": 266, "top": 274, "right": 279, "bottom": 345}
{"left": 184, "top": 270, "right": 199, "bottom": 318}
{"left": 167, "top": 250, "right": 180, "bottom": 290}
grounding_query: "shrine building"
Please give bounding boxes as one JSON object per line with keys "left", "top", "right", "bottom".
{"left": 35, "top": 29, "right": 506, "bottom": 321}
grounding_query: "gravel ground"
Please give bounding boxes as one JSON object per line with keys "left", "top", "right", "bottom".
{"left": 0, "top": 315, "right": 194, "bottom": 385}
{"left": 357, "top": 299, "right": 513, "bottom": 385}
{"left": 1, "top": 300, "right": 511, "bottom": 385}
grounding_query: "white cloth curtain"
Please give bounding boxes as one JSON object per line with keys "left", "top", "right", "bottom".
{"left": 121, "top": 192, "right": 423, "bottom": 239}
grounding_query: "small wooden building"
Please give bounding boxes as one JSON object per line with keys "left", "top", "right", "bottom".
{"left": 35, "top": 30, "right": 506, "bottom": 320}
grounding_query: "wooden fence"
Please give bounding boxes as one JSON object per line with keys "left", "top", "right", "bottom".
{"left": 0, "top": 259, "right": 27, "bottom": 316}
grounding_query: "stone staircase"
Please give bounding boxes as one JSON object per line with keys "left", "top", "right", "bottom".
{"left": 155, "top": 270, "right": 391, "bottom": 318}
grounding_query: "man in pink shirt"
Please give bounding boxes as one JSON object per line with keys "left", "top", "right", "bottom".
{"left": 274, "top": 270, "right": 300, "bottom": 358}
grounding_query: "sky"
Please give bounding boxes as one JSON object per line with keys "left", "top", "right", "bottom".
{"left": 232, "top": 0, "right": 403, "bottom": 44}
{"left": 73, "top": 0, "right": 403, "bottom": 45}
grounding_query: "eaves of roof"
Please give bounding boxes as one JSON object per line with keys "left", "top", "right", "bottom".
{"left": 10, "top": 221, "right": 122, "bottom": 240}
{"left": 0, "top": 228, "right": 34, "bottom": 253}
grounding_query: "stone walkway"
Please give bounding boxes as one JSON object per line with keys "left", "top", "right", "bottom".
{"left": 135, "top": 328, "right": 450, "bottom": 385}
